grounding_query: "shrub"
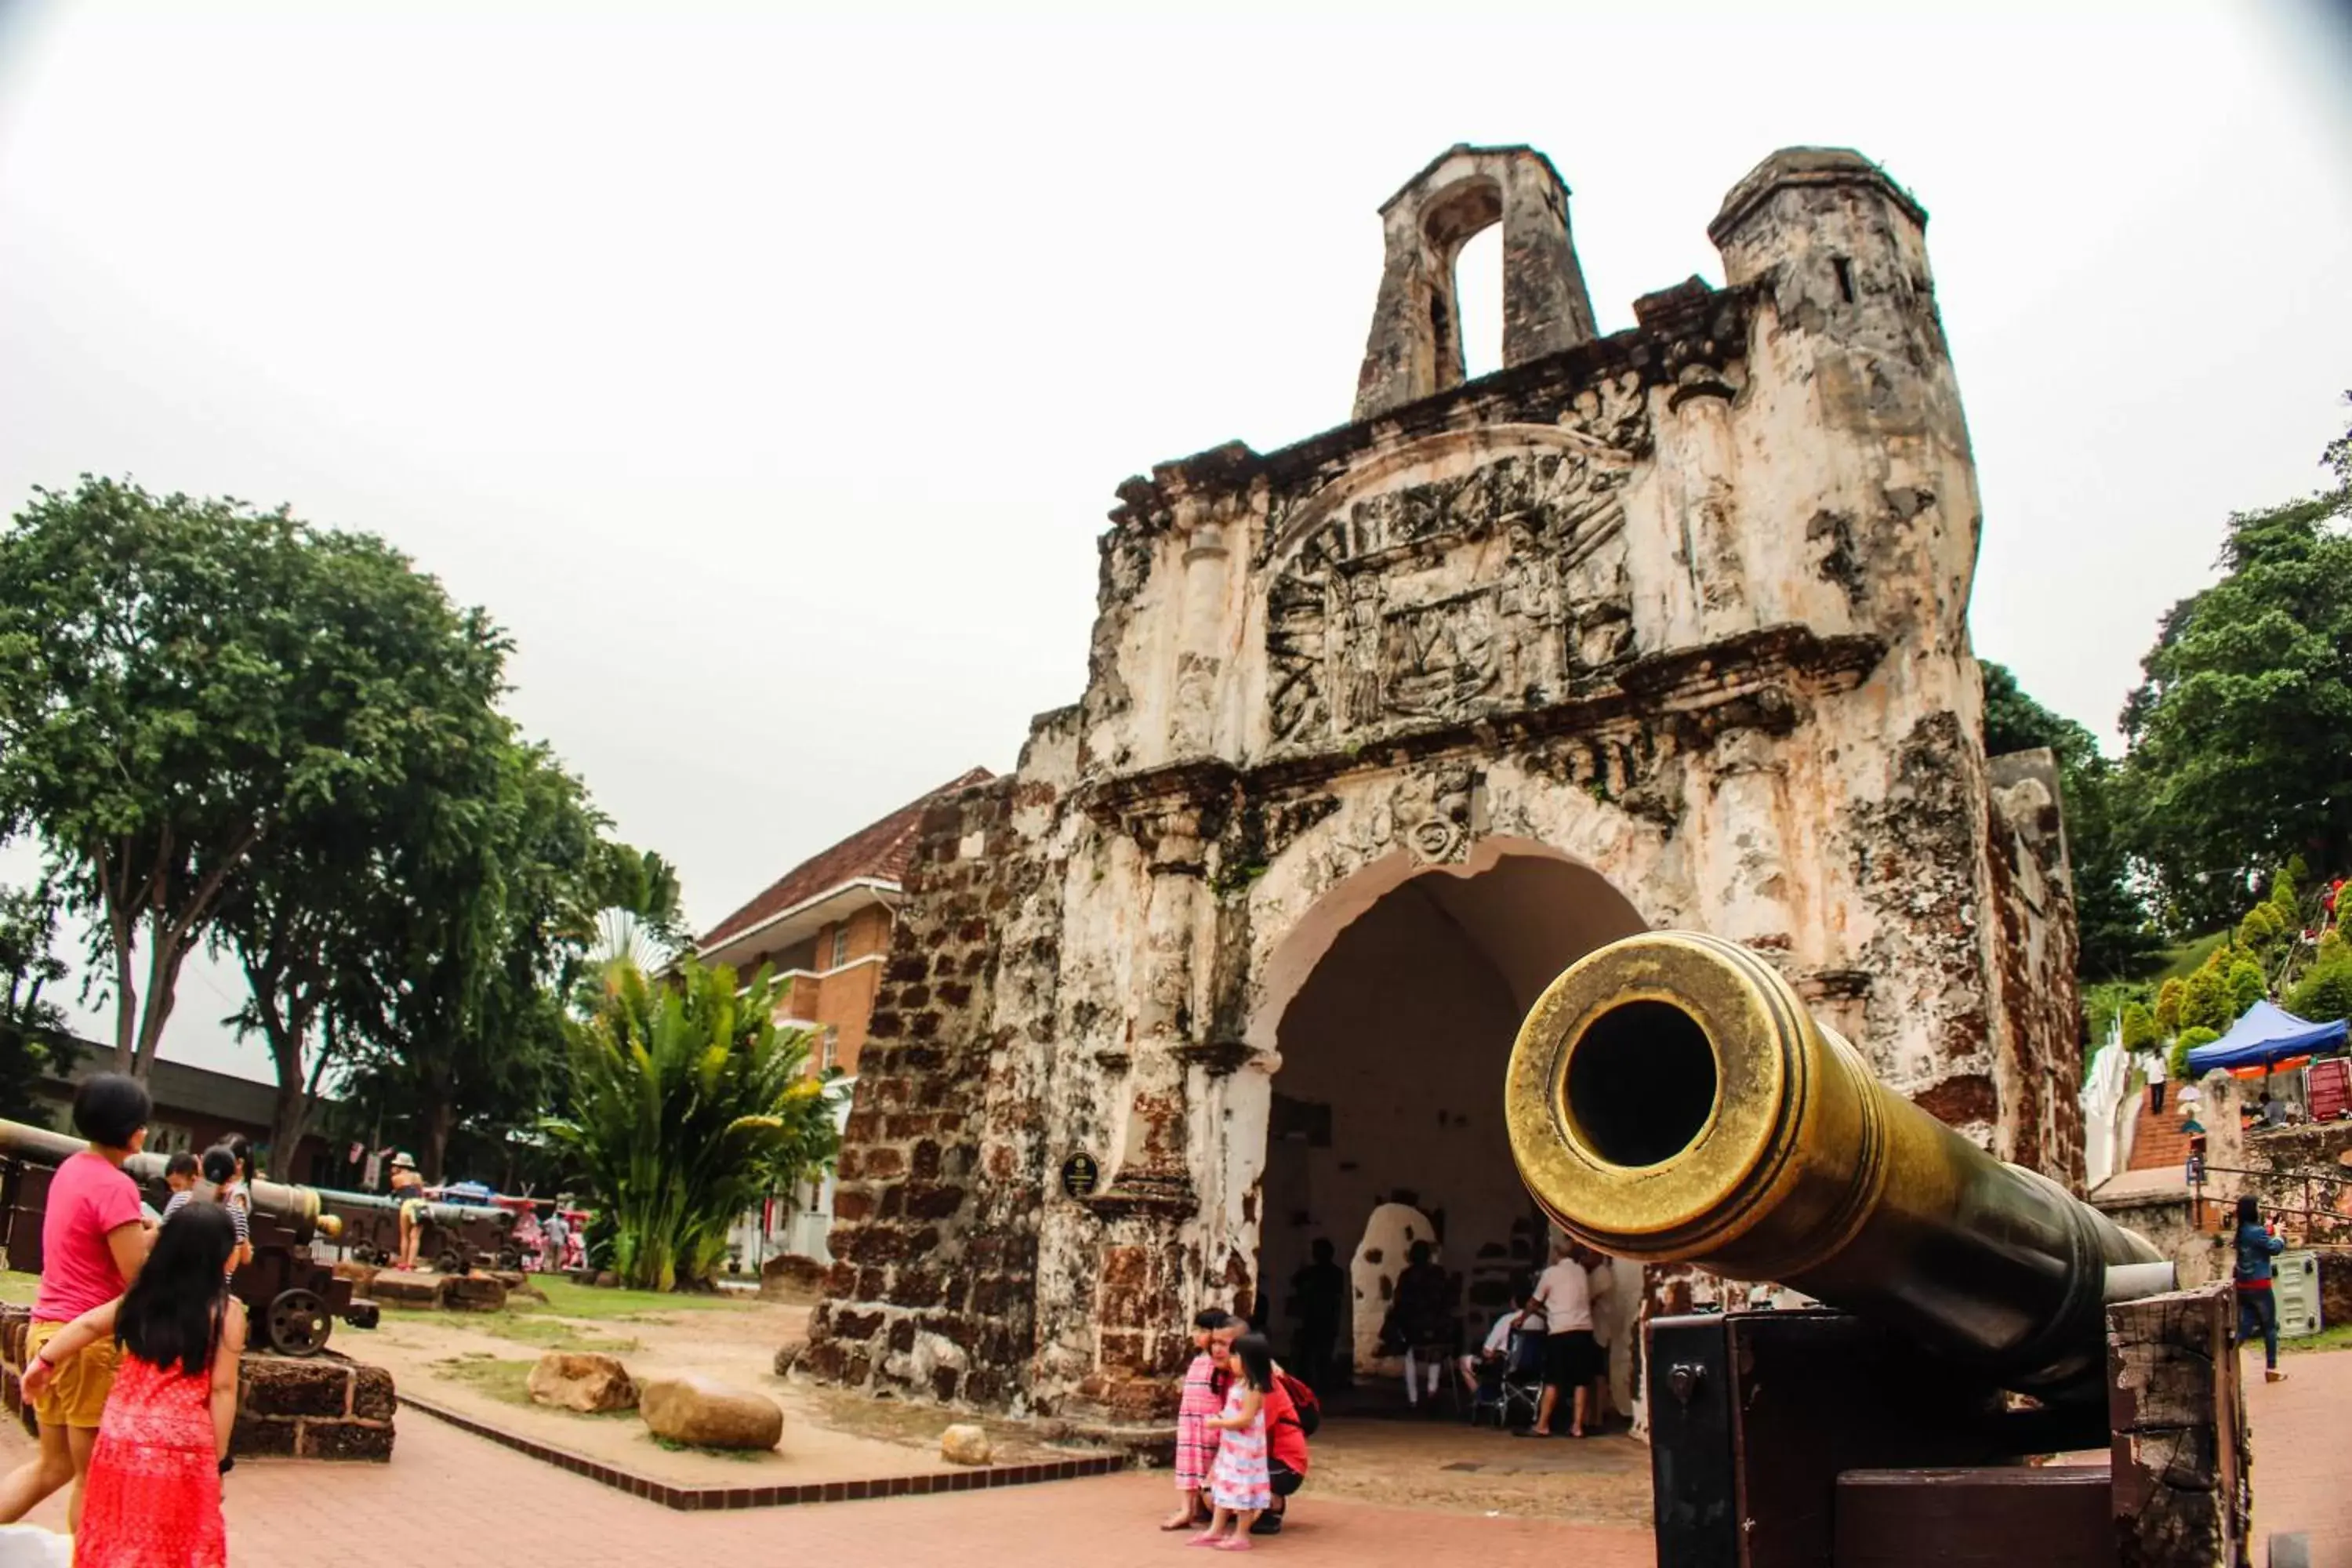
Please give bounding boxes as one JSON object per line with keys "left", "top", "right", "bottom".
{"left": 2119, "top": 1002, "right": 2161, "bottom": 1053}
{"left": 2286, "top": 955, "right": 2352, "bottom": 1025}
{"left": 2180, "top": 967, "right": 2235, "bottom": 1034}
{"left": 2154, "top": 977, "right": 2186, "bottom": 1035}
{"left": 2171, "top": 1025, "right": 2221, "bottom": 1079}
{"left": 2227, "top": 960, "right": 2267, "bottom": 1018}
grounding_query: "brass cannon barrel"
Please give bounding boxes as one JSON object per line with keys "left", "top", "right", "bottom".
{"left": 0, "top": 1117, "right": 337, "bottom": 1243}
{"left": 1505, "top": 931, "right": 2163, "bottom": 1399}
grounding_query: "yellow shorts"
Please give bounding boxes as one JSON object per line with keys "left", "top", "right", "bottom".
{"left": 27, "top": 1319, "right": 121, "bottom": 1431}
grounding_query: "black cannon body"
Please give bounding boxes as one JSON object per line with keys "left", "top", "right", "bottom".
{"left": 0, "top": 1119, "right": 378, "bottom": 1356}
{"left": 1508, "top": 934, "right": 2251, "bottom": 1568}
{"left": 314, "top": 1188, "right": 517, "bottom": 1274}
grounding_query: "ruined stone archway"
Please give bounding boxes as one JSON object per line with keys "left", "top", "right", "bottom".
{"left": 1238, "top": 844, "right": 1648, "bottom": 1385}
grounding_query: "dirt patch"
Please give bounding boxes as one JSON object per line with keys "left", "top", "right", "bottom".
{"left": 357, "top": 1290, "right": 1086, "bottom": 1487}
{"left": 1302, "top": 1417, "right": 1652, "bottom": 1526}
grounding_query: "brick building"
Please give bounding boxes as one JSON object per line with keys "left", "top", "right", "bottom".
{"left": 698, "top": 768, "right": 991, "bottom": 1261}
{"left": 31, "top": 1048, "right": 339, "bottom": 1187}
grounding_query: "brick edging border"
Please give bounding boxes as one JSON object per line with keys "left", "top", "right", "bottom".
{"left": 393, "top": 1392, "right": 1127, "bottom": 1511}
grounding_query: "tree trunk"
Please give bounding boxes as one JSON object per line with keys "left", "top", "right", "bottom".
{"left": 424, "top": 1096, "right": 454, "bottom": 1185}
{"left": 268, "top": 1075, "right": 313, "bottom": 1185}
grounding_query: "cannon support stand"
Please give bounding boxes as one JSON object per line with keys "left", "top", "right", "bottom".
{"left": 1644, "top": 1286, "right": 2251, "bottom": 1568}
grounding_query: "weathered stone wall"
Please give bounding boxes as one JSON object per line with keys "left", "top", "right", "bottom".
{"left": 809, "top": 143, "right": 2084, "bottom": 1420}
{"left": 1987, "top": 747, "right": 2086, "bottom": 1184}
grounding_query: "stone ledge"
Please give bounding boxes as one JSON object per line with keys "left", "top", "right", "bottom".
{"left": 396, "top": 1391, "right": 1126, "bottom": 1511}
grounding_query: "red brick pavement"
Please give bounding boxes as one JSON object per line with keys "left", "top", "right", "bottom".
{"left": 2249, "top": 1342, "right": 2352, "bottom": 1568}
{"left": 0, "top": 1345, "right": 2330, "bottom": 1566}
{"left": 0, "top": 1411, "right": 1653, "bottom": 1568}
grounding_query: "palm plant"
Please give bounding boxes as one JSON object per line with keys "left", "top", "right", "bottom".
{"left": 543, "top": 956, "right": 841, "bottom": 1290}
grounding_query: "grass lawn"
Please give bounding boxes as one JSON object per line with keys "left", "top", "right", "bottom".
{"left": 2284, "top": 1322, "right": 2352, "bottom": 1356}
{"left": 0, "top": 1271, "right": 37, "bottom": 1306}
{"left": 520, "top": 1276, "right": 752, "bottom": 1322}
{"left": 383, "top": 1303, "right": 640, "bottom": 1355}
{"left": 2154, "top": 929, "right": 2231, "bottom": 982}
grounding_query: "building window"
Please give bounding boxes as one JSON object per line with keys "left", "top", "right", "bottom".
{"left": 830, "top": 924, "right": 850, "bottom": 968}
{"left": 821, "top": 1026, "right": 840, "bottom": 1073}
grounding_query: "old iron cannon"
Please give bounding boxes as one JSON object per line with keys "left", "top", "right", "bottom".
{"left": 1506, "top": 932, "right": 2230, "bottom": 1568}
{"left": 314, "top": 1186, "right": 517, "bottom": 1275}
{"left": 0, "top": 1118, "right": 377, "bottom": 1357}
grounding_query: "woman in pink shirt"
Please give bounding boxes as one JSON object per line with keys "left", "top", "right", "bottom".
{"left": 0, "top": 1073, "right": 155, "bottom": 1530}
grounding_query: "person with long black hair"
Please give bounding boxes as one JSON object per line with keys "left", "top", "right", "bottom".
{"left": 21, "top": 1203, "right": 247, "bottom": 1566}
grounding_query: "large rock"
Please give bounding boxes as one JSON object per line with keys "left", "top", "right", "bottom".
{"left": 443, "top": 1273, "right": 508, "bottom": 1312}
{"left": 528, "top": 1352, "right": 637, "bottom": 1414}
{"left": 366, "top": 1269, "right": 445, "bottom": 1307}
{"left": 759, "top": 1254, "right": 826, "bottom": 1301}
{"left": 638, "top": 1375, "right": 782, "bottom": 1450}
{"left": 940, "top": 1423, "right": 992, "bottom": 1466}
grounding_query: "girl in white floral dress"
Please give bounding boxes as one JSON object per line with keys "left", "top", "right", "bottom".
{"left": 1196, "top": 1332, "right": 1276, "bottom": 1550}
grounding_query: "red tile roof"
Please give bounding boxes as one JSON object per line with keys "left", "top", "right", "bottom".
{"left": 695, "top": 767, "right": 994, "bottom": 951}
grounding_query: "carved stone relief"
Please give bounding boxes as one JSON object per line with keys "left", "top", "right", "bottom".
{"left": 1261, "top": 426, "right": 1642, "bottom": 749}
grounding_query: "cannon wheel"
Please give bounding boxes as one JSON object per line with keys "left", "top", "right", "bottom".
{"left": 266, "top": 1288, "right": 332, "bottom": 1357}
{"left": 433, "top": 1248, "right": 463, "bottom": 1276}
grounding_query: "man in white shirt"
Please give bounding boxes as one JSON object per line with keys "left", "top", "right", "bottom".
{"left": 2145, "top": 1047, "right": 2168, "bottom": 1114}
{"left": 1456, "top": 1283, "right": 1543, "bottom": 1393}
{"left": 1520, "top": 1239, "right": 1602, "bottom": 1439}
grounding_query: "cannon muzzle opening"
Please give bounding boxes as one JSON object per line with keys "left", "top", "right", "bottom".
{"left": 1508, "top": 930, "right": 2164, "bottom": 1399}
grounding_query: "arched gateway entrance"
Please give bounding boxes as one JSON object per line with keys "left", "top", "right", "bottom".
{"left": 1240, "top": 840, "right": 1648, "bottom": 1394}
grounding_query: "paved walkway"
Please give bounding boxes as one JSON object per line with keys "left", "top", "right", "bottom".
{"left": 0, "top": 1346, "right": 2336, "bottom": 1566}
{"left": 2250, "top": 1341, "right": 2352, "bottom": 1568}
{"left": 0, "top": 1410, "right": 1652, "bottom": 1567}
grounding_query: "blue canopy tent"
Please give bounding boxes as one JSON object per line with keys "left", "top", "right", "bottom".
{"left": 2184, "top": 999, "right": 2350, "bottom": 1075}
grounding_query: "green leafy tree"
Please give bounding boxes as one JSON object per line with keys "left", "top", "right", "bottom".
{"left": 2118, "top": 1001, "right": 2160, "bottom": 1053}
{"left": 342, "top": 740, "right": 607, "bottom": 1182}
{"left": 544, "top": 958, "right": 842, "bottom": 1291}
{"left": 2120, "top": 402, "right": 2352, "bottom": 933}
{"left": 209, "top": 529, "right": 514, "bottom": 1166}
{"left": 2236, "top": 902, "right": 2286, "bottom": 960}
{"left": 2171, "top": 1025, "right": 2221, "bottom": 1079}
{"left": 0, "top": 479, "right": 484, "bottom": 1078}
{"left": 0, "top": 881, "right": 78, "bottom": 1121}
{"left": 2154, "top": 977, "right": 2185, "bottom": 1035}
{"left": 1979, "top": 661, "right": 2159, "bottom": 979}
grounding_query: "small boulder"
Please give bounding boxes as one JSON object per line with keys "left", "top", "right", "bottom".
{"left": 528, "top": 1352, "right": 637, "bottom": 1414}
{"left": 593, "top": 1270, "right": 619, "bottom": 1290}
{"left": 639, "top": 1375, "right": 782, "bottom": 1451}
{"left": 771, "top": 1337, "right": 808, "bottom": 1378}
{"left": 940, "top": 1423, "right": 992, "bottom": 1466}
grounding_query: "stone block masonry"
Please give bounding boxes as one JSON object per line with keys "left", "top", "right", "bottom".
{"left": 0, "top": 1305, "right": 394, "bottom": 1461}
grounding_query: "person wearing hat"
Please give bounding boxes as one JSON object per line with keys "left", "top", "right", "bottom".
{"left": 389, "top": 1154, "right": 428, "bottom": 1272}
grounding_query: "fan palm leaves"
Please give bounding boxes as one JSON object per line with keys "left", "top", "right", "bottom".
{"left": 544, "top": 956, "right": 842, "bottom": 1290}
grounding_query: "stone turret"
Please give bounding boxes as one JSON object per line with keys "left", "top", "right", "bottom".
{"left": 1352, "top": 145, "right": 1599, "bottom": 421}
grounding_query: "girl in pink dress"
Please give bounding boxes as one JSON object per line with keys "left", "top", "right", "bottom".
{"left": 1163, "top": 1310, "right": 1235, "bottom": 1530}
{"left": 1196, "top": 1332, "right": 1276, "bottom": 1550}
{"left": 23, "top": 1203, "right": 246, "bottom": 1568}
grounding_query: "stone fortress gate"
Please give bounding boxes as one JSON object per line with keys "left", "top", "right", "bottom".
{"left": 801, "top": 144, "right": 2082, "bottom": 1422}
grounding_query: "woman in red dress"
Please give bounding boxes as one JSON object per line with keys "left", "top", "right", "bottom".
{"left": 23, "top": 1203, "right": 246, "bottom": 1567}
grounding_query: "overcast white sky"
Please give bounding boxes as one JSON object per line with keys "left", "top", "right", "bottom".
{"left": 3, "top": 0, "right": 2348, "bottom": 1086}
